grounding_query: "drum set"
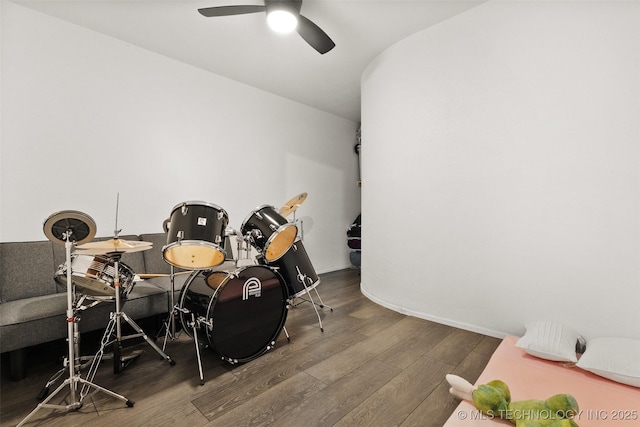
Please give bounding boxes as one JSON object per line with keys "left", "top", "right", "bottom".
{"left": 20, "top": 192, "right": 331, "bottom": 426}
{"left": 159, "top": 193, "right": 331, "bottom": 385}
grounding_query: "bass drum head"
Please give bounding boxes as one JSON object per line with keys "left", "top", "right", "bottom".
{"left": 179, "top": 266, "right": 289, "bottom": 363}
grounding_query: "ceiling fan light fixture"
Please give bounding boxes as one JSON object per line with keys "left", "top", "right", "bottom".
{"left": 267, "top": 8, "right": 298, "bottom": 33}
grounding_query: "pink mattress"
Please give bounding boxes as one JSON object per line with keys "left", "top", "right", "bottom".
{"left": 444, "top": 335, "right": 640, "bottom": 426}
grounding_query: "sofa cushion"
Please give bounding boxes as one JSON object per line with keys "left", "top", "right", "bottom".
{"left": 0, "top": 281, "right": 168, "bottom": 354}
{"left": 0, "top": 293, "right": 67, "bottom": 326}
{"left": 0, "top": 241, "right": 56, "bottom": 302}
{"left": 140, "top": 233, "right": 171, "bottom": 275}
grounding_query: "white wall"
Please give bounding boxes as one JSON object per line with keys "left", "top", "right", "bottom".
{"left": 0, "top": 2, "right": 361, "bottom": 274}
{"left": 361, "top": 0, "right": 640, "bottom": 339}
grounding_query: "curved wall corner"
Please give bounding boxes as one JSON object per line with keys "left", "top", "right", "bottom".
{"left": 360, "top": 1, "right": 640, "bottom": 339}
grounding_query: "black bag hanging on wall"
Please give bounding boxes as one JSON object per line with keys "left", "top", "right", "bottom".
{"left": 347, "top": 214, "right": 361, "bottom": 249}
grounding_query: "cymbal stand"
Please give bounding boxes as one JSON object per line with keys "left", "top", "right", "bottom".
{"left": 37, "top": 295, "right": 100, "bottom": 401}
{"left": 18, "top": 233, "right": 133, "bottom": 427}
{"left": 85, "top": 252, "right": 175, "bottom": 380}
{"left": 289, "top": 268, "right": 333, "bottom": 332}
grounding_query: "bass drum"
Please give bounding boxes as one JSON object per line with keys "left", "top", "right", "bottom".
{"left": 178, "top": 265, "right": 289, "bottom": 364}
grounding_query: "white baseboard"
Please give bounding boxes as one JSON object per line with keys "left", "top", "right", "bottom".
{"left": 360, "top": 286, "right": 507, "bottom": 339}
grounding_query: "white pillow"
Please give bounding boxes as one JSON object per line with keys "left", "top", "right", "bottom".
{"left": 515, "top": 321, "right": 581, "bottom": 362}
{"left": 576, "top": 337, "right": 640, "bottom": 388}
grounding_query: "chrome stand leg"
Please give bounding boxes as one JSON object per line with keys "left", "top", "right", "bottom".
{"left": 109, "top": 254, "right": 175, "bottom": 374}
{"left": 290, "top": 271, "right": 333, "bottom": 332}
{"left": 18, "top": 236, "right": 133, "bottom": 427}
{"left": 160, "top": 266, "right": 181, "bottom": 351}
{"left": 189, "top": 313, "right": 205, "bottom": 386}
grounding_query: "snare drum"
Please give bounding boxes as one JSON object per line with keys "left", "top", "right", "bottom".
{"left": 241, "top": 205, "right": 297, "bottom": 262}
{"left": 262, "top": 239, "right": 319, "bottom": 298}
{"left": 163, "top": 201, "right": 229, "bottom": 270}
{"left": 178, "top": 265, "right": 289, "bottom": 364}
{"left": 55, "top": 254, "right": 135, "bottom": 299}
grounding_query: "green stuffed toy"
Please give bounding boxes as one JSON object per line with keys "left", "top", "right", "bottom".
{"left": 446, "top": 374, "right": 579, "bottom": 427}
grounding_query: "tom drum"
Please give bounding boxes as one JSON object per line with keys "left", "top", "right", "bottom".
{"left": 163, "top": 201, "right": 229, "bottom": 270}
{"left": 240, "top": 205, "right": 297, "bottom": 262}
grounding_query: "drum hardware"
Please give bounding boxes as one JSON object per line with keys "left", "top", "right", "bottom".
{"left": 286, "top": 268, "right": 332, "bottom": 332}
{"left": 85, "top": 249, "right": 176, "bottom": 376}
{"left": 260, "top": 237, "right": 332, "bottom": 332}
{"left": 160, "top": 265, "right": 182, "bottom": 350}
{"left": 187, "top": 311, "right": 206, "bottom": 386}
{"left": 36, "top": 294, "right": 102, "bottom": 401}
{"left": 18, "top": 211, "right": 133, "bottom": 427}
{"left": 170, "top": 301, "right": 208, "bottom": 385}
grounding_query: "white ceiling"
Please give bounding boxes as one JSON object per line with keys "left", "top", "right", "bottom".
{"left": 13, "top": 0, "right": 484, "bottom": 122}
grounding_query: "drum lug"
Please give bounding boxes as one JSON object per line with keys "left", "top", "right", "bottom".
{"left": 255, "top": 212, "right": 263, "bottom": 220}
{"left": 176, "top": 230, "right": 184, "bottom": 241}
{"left": 180, "top": 203, "right": 188, "bottom": 215}
{"left": 196, "top": 316, "right": 213, "bottom": 330}
{"left": 217, "top": 211, "right": 225, "bottom": 220}
{"left": 269, "top": 224, "right": 277, "bottom": 231}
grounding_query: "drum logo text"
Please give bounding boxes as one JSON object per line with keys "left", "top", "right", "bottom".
{"left": 243, "top": 277, "right": 261, "bottom": 300}
{"left": 197, "top": 217, "right": 207, "bottom": 226}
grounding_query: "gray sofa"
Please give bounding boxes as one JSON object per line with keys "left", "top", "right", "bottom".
{"left": 0, "top": 233, "right": 186, "bottom": 380}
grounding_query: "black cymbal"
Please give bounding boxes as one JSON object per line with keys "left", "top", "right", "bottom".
{"left": 43, "top": 210, "right": 96, "bottom": 245}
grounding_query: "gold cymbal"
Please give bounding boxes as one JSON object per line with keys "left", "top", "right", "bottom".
{"left": 279, "top": 192, "right": 307, "bottom": 217}
{"left": 76, "top": 238, "right": 152, "bottom": 254}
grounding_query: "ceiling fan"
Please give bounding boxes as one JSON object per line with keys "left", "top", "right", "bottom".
{"left": 198, "top": 0, "right": 336, "bottom": 54}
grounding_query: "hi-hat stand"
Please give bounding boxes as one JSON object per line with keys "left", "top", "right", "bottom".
{"left": 18, "top": 212, "right": 133, "bottom": 427}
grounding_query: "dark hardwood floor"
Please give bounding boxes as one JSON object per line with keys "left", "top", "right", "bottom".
{"left": 0, "top": 268, "right": 500, "bottom": 426}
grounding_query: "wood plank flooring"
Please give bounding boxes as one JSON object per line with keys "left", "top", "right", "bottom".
{"left": 0, "top": 269, "right": 501, "bottom": 426}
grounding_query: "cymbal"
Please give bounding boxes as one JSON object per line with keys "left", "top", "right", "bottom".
{"left": 76, "top": 238, "right": 152, "bottom": 254}
{"left": 279, "top": 192, "right": 307, "bottom": 217}
{"left": 43, "top": 210, "right": 97, "bottom": 245}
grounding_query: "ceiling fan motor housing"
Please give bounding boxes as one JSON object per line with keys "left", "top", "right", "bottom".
{"left": 265, "top": 0, "right": 303, "bottom": 16}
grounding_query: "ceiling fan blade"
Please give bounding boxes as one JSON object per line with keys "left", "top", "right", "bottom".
{"left": 296, "top": 14, "right": 335, "bottom": 54}
{"left": 198, "top": 5, "right": 266, "bottom": 17}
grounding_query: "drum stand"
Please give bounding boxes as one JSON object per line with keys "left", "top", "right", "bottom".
{"left": 86, "top": 252, "right": 175, "bottom": 379}
{"left": 36, "top": 295, "right": 101, "bottom": 401}
{"left": 18, "top": 234, "right": 133, "bottom": 427}
{"left": 160, "top": 266, "right": 182, "bottom": 350}
{"left": 289, "top": 268, "right": 332, "bottom": 332}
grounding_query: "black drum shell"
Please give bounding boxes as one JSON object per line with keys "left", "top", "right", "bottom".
{"left": 240, "top": 205, "right": 297, "bottom": 262}
{"left": 262, "top": 239, "right": 319, "bottom": 298}
{"left": 163, "top": 201, "right": 229, "bottom": 269}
